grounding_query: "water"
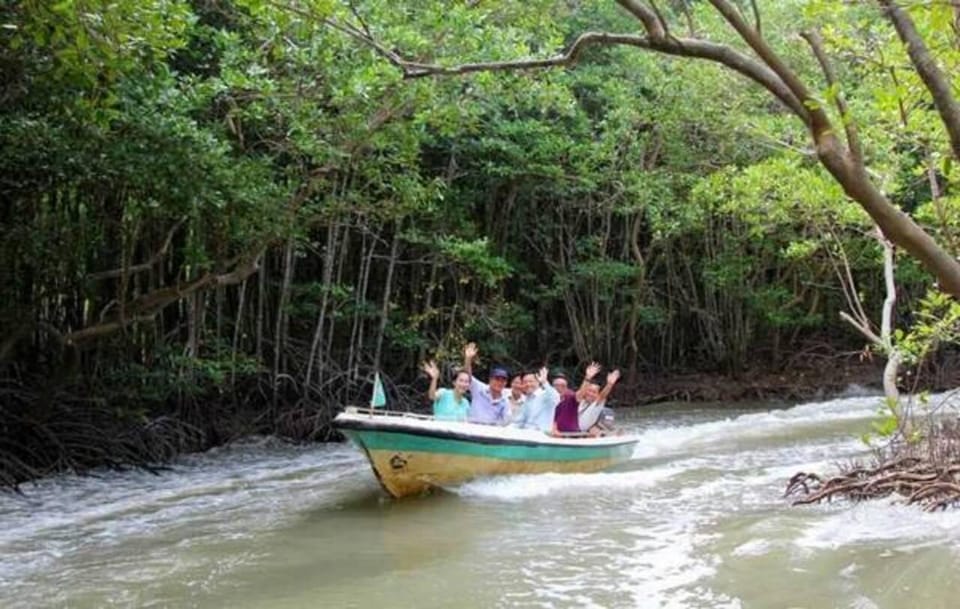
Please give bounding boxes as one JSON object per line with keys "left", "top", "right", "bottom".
{"left": 3, "top": 393, "right": 960, "bottom": 608}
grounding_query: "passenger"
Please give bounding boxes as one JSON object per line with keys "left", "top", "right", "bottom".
{"left": 552, "top": 362, "right": 601, "bottom": 435}
{"left": 511, "top": 367, "right": 561, "bottom": 432}
{"left": 462, "top": 342, "right": 510, "bottom": 425}
{"left": 507, "top": 373, "right": 526, "bottom": 420}
{"left": 577, "top": 369, "right": 621, "bottom": 436}
{"left": 551, "top": 371, "right": 574, "bottom": 398}
{"left": 421, "top": 360, "right": 470, "bottom": 422}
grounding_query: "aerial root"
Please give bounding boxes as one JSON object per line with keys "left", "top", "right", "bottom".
{"left": 786, "top": 461, "right": 960, "bottom": 511}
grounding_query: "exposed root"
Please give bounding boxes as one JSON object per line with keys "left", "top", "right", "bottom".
{"left": 786, "top": 420, "right": 960, "bottom": 511}
{"left": 0, "top": 356, "right": 422, "bottom": 490}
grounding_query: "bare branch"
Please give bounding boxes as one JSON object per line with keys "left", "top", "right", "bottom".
{"left": 399, "top": 32, "right": 643, "bottom": 77}
{"left": 400, "top": 31, "right": 807, "bottom": 120}
{"left": 65, "top": 251, "right": 264, "bottom": 345}
{"left": 618, "top": 0, "right": 668, "bottom": 38}
{"left": 647, "top": 0, "right": 672, "bottom": 38}
{"left": 840, "top": 310, "right": 883, "bottom": 345}
{"left": 705, "top": 0, "right": 827, "bottom": 133}
{"left": 877, "top": 229, "right": 897, "bottom": 346}
{"left": 879, "top": 0, "right": 960, "bottom": 159}
{"left": 750, "top": 0, "right": 762, "bottom": 36}
{"left": 800, "top": 29, "right": 864, "bottom": 166}
{"left": 346, "top": 0, "right": 374, "bottom": 39}
{"left": 87, "top": 219, "right": 185, "bottom": 281}
{"left": 678, "top": 0, "right": 697, "bottom": 37}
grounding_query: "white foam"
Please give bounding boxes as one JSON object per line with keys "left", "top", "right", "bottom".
{"left": 796, "top": 502, "right": 960, "bottom": 550}
{"left": 452, "top": 465, "right": 682, "bottom": 500}
{"left": 629, "top": 395, "right": 886, "bottom": 459}
{"left": 731, "top": 538, "right": 773, "bottom": 557}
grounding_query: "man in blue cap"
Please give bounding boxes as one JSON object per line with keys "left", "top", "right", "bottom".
{"left": 462, "top": 342, "right": 510, "bottom": 425}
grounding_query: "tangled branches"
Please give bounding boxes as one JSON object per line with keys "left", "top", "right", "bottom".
{"left": 0, "top": 381, "right": 205, "bottom": 491}
{"left": 0, "top": 349, "right": 427, "bottom": 491}
{"left": 786, "top": 418, "right": 960, "bottom": 512}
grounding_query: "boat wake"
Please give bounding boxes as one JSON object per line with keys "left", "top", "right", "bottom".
{"left": 451, "top": 466, "right": 682, "bottom": 500}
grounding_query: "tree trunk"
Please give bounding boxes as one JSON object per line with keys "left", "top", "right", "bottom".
{"left": 255, "top": 254, "right": 266, "bottom": 363}
{"left": 306, "top": 223, "right": 338, "bottom": 391}
{"left": 272, "top": 238, "right": 295, "bottom": 405}
{"left": 373, "top": 225, "right": 401, "bottom": 373}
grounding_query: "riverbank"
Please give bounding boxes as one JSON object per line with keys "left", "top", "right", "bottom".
{"left": 629, "top": 359, "right": 885, "bottom": 404}
{"left": 629, "top": 353, "right": 960, "bottom": 405}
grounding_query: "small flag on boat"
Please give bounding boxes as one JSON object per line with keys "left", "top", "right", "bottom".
{"left": 370, "top": 372, "right": 386, "bottom": 408}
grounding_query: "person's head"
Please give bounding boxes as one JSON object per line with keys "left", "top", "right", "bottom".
{"left": 522, "top": 371, "right": 539, "bottom": 395}
{"left": 582, "top": 381, "right": 601, "bottom": 404}
{"left": 509, "top": 374, "right": 524, "bottom": 397}
{"left": 551, "top": 373, "right": 568, "bottom": 395}
{"left": 489, "top": 367, "right": 509, "bottom": 393}
{"left": 452, "top": 369, "right": 470, "bottom": 395}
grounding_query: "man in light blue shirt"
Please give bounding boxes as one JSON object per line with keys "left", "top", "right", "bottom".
{"left": 511, "top": 367, "right": 561, "bottom": 432}
{"left": 462, "top": 342, "right": 510, "bottom": 425}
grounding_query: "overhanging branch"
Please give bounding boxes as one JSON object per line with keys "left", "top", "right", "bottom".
{"left": 879, "top": 0, "right": 960, "bottom": 160}
{"left": 65, "top": 251, "right": 265, "bottom": 345}
{"left": 801, "top": 29, "right": 864, "bottom": 166}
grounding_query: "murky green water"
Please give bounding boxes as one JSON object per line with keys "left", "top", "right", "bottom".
{"left": 3, "top": 392, "right": 960, "bottom": 608}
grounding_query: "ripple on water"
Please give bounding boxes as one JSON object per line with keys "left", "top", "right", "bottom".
{"left": 0, "top": 442, "right": 369, "bottom": 609}
{"left": 4, "top": 392, "right": 960, "bottom": 609}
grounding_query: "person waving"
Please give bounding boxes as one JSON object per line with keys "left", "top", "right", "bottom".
{"left": 421, "top": 360, "right": 470, "bottom": 422}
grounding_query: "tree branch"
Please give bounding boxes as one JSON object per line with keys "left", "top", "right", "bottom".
{"left": 840, "top": 311, "right": 883, "bottom": 345}
{"left": 801, "top": 29, "right": 864, "bottom": 166}
{"left": 65, "top": 251, "right": 264, "bottom": 345}
{"left": 879, "top": 0, "right": 960, "bottom": 159}
{"left": 647, "top": 0, "right": 672, "bottom": 39}
{"left": 678, "top": 0, "right": 697, "bottom": 37}
{"left": 617, "top": 0, "right": 668, "bottom": 38}
{"left": 750, "top": 0, "right": 762, "bottom": 36}
{"left": 401, "top": 31, "right": 642, "bottom": 77}
{"left": 87, "top": 219, "right": 185, "bottom": 281}
{"left": 704, "top": 0, "right": 827, "bottom": 133}
{"left": 294, "top": 0, "right": 960, "bottom": 297}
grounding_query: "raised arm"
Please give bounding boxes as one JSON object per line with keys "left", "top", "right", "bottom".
{"left": 421, "top": 360, "right": 440, "bottom": 402}
{"left": 576, "top": 361, "right": 601, "bottom": 402}
{"left": 538, "top": 366, "right": 559, "bottom": 402}
{"left": 597, "top": 369, "right": 621, "bottom": 404}
{"left": 463, "top": 342, "right": 478, "bottom": 378}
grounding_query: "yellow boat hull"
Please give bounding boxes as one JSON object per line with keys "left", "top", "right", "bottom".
{"left": 335, "top": 410, "right": 638, "bottom": 498}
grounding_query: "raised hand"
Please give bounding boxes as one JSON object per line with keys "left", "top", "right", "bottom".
{"left": 464, "top": 342, "right": 478, "bottom": 361}
{"left": 537, "top": 366, "right": 549, "bottom": 386}
{"left": 584, "top": 361, "right": 601, "bottom": 381}
{"left": 421, "top": 360, "right": 440, "bottom": 380}
{"left": 606, "top": 369, "right": 621, "bottom": 385}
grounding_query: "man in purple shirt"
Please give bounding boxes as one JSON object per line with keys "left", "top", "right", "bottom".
{"left": 462, "top": 342, "right": 510, "bottom": 424}
{"left": 552, "top": 392, "right": 582, "bottom": 434}
{"left": 553, "top": 362, "right": 620, "bottom": 435}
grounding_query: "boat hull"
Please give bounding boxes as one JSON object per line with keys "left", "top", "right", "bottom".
{"left": 335, "top": 411, "right": 638, "bottom": 498}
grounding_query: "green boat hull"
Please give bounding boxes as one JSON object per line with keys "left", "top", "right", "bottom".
{"left": 335, "top": 411, "right": 638, "bottom": 498}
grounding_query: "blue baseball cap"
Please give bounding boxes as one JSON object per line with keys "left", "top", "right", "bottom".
{"left": 490, "top": 367, "right": 509, "bottom": 379}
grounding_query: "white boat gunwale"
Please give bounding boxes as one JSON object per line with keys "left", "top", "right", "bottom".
{"left": 335, "top": 407, "right": 638, "bottom": 448}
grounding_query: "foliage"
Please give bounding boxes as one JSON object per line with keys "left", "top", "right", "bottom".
{"left": 3, "top": 0, "right": 960, "bottom": 470}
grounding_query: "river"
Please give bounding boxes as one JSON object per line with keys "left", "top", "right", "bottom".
{"left": 3, "top": 391, "right": 960, "bottom": 608}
